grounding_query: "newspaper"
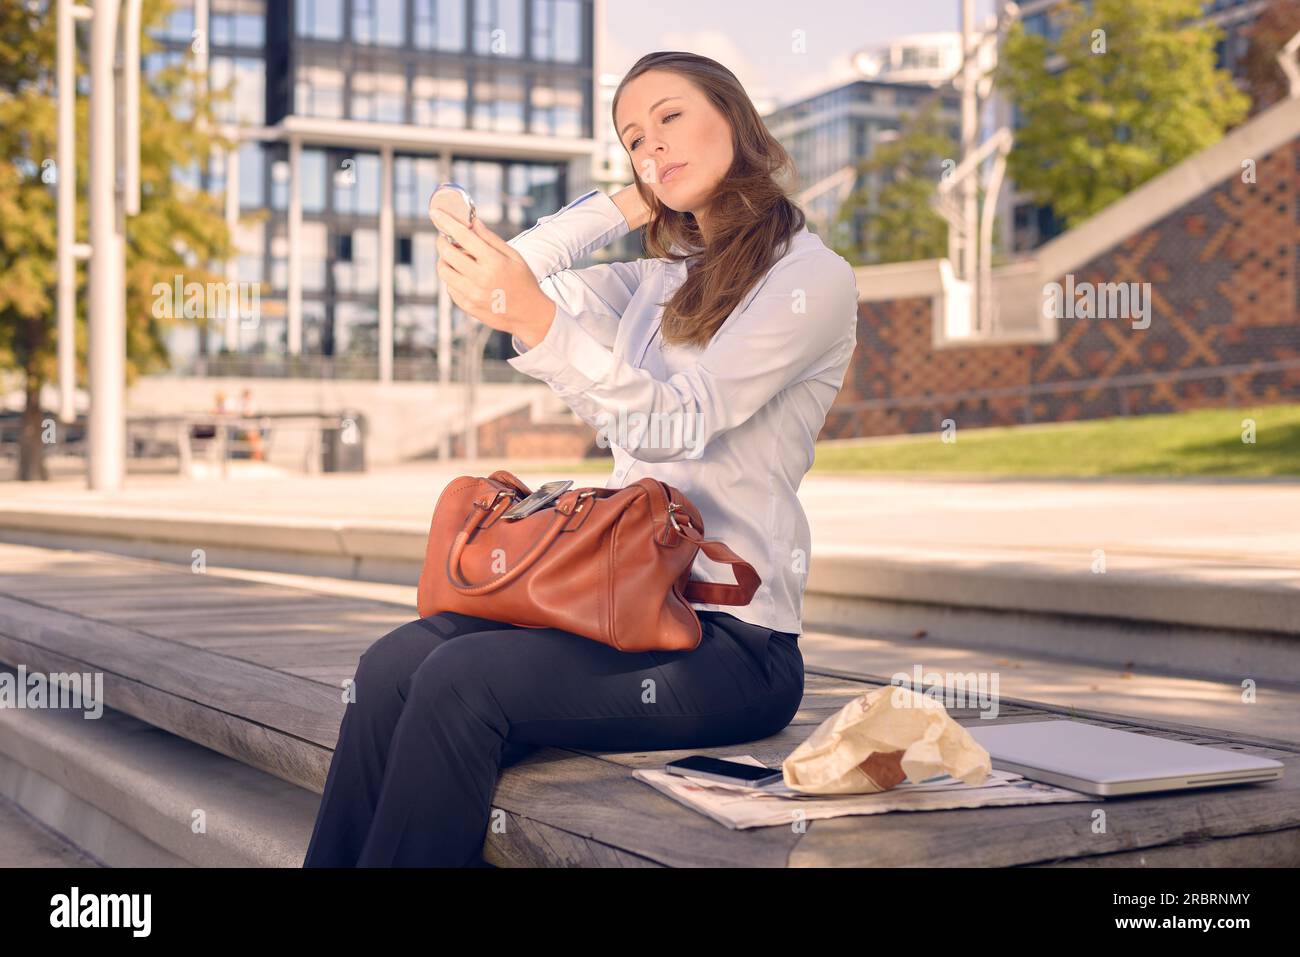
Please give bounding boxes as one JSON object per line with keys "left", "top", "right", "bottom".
{"left": 633, "top": 754, "right": 1092, "bottom": 830}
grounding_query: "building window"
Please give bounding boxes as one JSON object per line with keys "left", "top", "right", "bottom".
{"left": 333, "top": 228, "right": 379, "bottom": 294}
{"left": 472, "top": 68, "right": 525, "bottom": 133}
{"left": 412, "top": 68, "right": 469, "bottom": 128}
{"left": 414, "top": 0, "right": 465, "bottom": 51}
{"left": 143, "top": 50, "right": 186, "bottom": 82}
{"left": 396, "top": 232, "right": 439, "bottom": 295}
{"left": 452, "top": 159, "right": 505, "bottom": 223}
{"left": 351, "top": 69, "right": 407, "bottom": 123}
{"left": 395, "top": 156, "right": 442, "bottom": 219}
{"left": 210, "top": 55, "right": 265, "bottom": 125}
{"left": 270, "top": 224, "right": 288, "bottom": 287}
{"left": 354, "top": 0, "right": 406, "bottom": 46}
{"left": 334, "top": 153, "right": 381, "bottom": 215}
{"left": 529, "top": 74, "right": 584, "bottom": 138}
{"left": 238, "top": 140, "right": 265, "bottom": 209}
{"left": 302, "top": 300, "right": 327, "bottom": 355}
{"left": 300, "top": 149, "right": 328, "bottom": 214}
{"left": 153, "top": 0, "right": 195, "bottom": 43}
{"left": 335, "top": 302, "right": 379, "bottom": 356}
{"left": 301, "top": 221, "right": 328, "bottom": 292}
{"left": 396, "top": 303, "right": 437, "bottom": 357}
{"left": 532, "top": 0, "right": 582, "bottom": 63}
{"left": 212, "top": 0, "right": 265, "bottom": 48}
{"left": 270, "top": 154, "right": 289, "bottom": 210}
{"left": 295, "top": 64, "right": 345, "bottom": 118}
{"left": 473, "top": 0, "right": 524, "bottom": 57}
{"left": 206, "top": 145, "right": 229, "bottom": 198}
{"left": 297, "top": 0, "right": 344, "bottom": 40}
{"left": 232, "top": 219, "right": 265, "bottom": 284}
{"left": 507, "top": 163, "right": 561, "bottom": 228}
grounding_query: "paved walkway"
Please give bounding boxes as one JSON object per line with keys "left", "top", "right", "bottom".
{"left": 3, "top": 460, "right": 1298, "bottom": 568}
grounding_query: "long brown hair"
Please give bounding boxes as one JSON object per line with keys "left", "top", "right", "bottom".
{"left": 612, "top": 52, "right": 806, "bottom": 349}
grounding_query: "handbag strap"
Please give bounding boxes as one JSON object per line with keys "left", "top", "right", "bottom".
{"left": 645, "top": 478, "right": 761, "bottom": 607}
{"left": 487, "top": 469, "right": 533, "bottom": 498}
{"left": 674, "top": 521, "right": 761, "bottom": 606}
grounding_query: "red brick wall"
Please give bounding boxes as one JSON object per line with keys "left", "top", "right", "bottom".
{"left": 822, "top": 138, "right": 1300, "bottom": 439}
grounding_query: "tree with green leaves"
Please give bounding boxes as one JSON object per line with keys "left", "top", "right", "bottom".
{"left": 995, "top": 0, "right": 1250, "bottom": 230}
{"left": 830, "top": 95, "right": 960, "bottom": 266}
{"left": 0, "top": 0, "right": 233, "bottom": 480}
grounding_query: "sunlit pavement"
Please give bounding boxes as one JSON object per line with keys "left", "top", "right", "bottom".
{"left": 2, "top": 460, "right": 1298, "bottom": 565}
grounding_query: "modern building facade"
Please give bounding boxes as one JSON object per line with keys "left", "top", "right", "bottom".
{"left": 146, "top": 0, "right": 605, "bottom": 381}
{"left": 763, "top": 77, "right": 962, "bottom": 255}
{"left": 850, "top": 31, "right": 965, "bottom": 87}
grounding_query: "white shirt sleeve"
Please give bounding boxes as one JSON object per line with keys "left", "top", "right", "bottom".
{"left": 505, "top": 188, "right": 645, "bottom": 353}
{"left": 507, "top": 248, "right": 860, "bottom": 463}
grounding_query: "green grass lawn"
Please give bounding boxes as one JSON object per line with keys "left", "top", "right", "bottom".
{"left": 809, "top": 404, "right": 1300, "bottom": 477}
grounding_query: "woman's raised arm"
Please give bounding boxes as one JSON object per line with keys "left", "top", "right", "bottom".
{"left": 504, "top": 186, "right": 653, "bottom": 351}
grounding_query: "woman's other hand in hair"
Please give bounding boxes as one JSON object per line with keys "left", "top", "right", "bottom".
{"left": 612, "top": 184, "right": 653, "bottom": 231}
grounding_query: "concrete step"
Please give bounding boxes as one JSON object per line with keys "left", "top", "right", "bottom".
{"left": 0, "top": 793, "right": 105, "bottom": 868}
{"left": 0, "top": 663, "right": 316, "bottom": 868}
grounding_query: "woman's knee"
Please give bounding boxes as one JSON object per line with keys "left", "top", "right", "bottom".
{"left": 355, "top": 617, "right": 447, "bottom": 690}
{"left": 404, "top": 637, "right": 507, "bottom": 728}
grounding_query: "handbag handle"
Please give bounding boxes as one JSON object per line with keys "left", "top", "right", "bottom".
{"left": 645, "top": 479, "right": 760, "bottom": 607}
{"left": 487, "top": 469, "right": 533, "bottom": 498}
{"left": 445, "top": 504, "right": 570, "bottom": 595}
{"left": 675, "top": 522, "right": 761, "bottom": 606}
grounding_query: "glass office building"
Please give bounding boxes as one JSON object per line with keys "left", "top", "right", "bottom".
{"left": 146, "top": 0, "right": 601, "bottom": 379}
{"left": 763, "top": 80, "right": 961, "bottom": 255}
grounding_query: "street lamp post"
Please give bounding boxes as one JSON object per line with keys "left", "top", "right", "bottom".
{"left": 62, "top": 0, "right": 140, "bottom": 491}
{"left": 56, "top": 0, "right": 92, "bottom": 426}
{"left": 87, "top": 0, "right": 125, "bottom": 492}
{"left": 462, "top": 322, "right": 493, "bottom": 461}
{"left": 930, "top": 0, "right": 1019, "bottom": 337}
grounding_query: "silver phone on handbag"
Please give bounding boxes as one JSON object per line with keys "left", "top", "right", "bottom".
{"left": 501, "top": 480, "right": 573, "bottom": 521}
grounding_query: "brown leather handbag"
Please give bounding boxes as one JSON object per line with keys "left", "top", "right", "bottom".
{"left": 416, "top": 469, "right": 760, "bottom": 652}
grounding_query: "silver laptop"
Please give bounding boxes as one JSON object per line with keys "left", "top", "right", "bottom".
{"left": 965, "top": 720, "right": 1285, "bottom": 796}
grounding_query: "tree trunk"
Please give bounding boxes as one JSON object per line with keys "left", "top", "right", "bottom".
{"left": 18, "top": 371, "right": 49, "bottom": 482}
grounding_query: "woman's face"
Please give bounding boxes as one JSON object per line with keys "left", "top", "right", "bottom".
{"left": 615, "top": 70, "right": 734, "bottom": 215}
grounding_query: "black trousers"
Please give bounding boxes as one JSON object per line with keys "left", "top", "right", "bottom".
{"left": 301, "top": 609, "right": 803, "bottom": 867}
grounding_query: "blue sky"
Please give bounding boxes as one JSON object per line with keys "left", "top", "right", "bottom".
{"left": 604, "top": 0, "right": 999, "bottom": 110}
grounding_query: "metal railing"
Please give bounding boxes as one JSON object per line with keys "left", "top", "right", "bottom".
{"left": 170, "top": 353, "right": 534, "bottom": 384}
{"left": 127, "top": 411, "right": 366, "bottom": 476}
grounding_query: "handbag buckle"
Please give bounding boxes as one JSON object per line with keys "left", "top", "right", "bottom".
{"left": 476, "top": 488, "right": 517, "bottom": 511}
{"left": 666, "top": 501, "right": 692, "bottom": 532}
{"left": 572, "top": 490, "right": 598, "bottom": 513}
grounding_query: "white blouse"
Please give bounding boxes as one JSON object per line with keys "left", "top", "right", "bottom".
{"left": 504, "top": 188, "right": 859, "bottom": 636}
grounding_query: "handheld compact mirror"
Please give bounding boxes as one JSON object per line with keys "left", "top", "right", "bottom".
{"left": 428, "top": 182, "right": 476, "bottom": 249}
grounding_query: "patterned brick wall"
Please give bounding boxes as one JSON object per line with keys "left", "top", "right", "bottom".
{"left": 822, "top": 138, "right": 1300, "bottom": 439}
